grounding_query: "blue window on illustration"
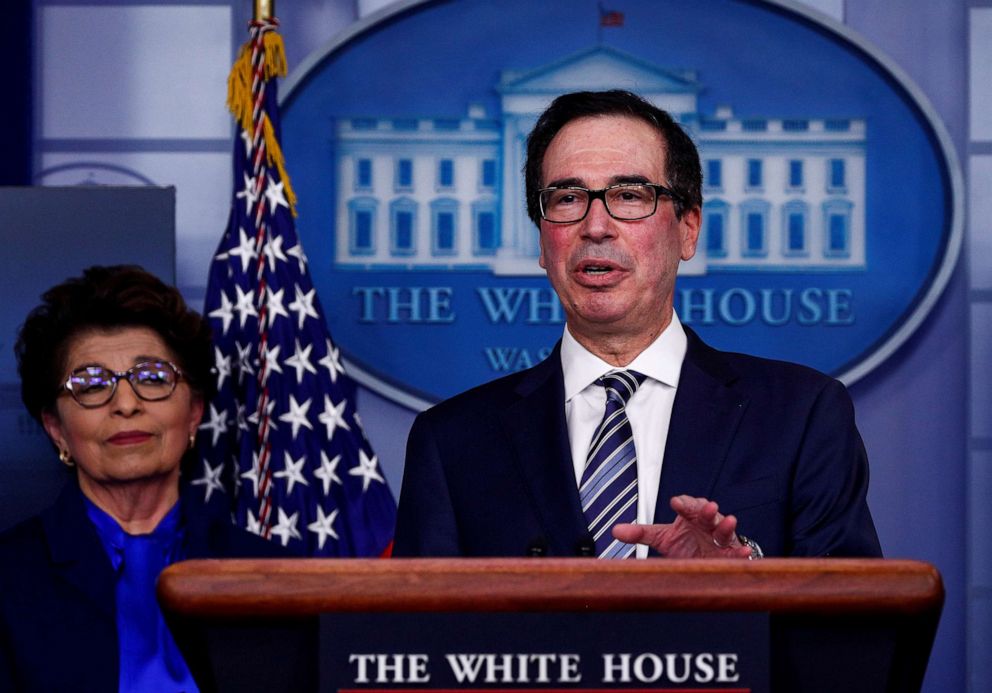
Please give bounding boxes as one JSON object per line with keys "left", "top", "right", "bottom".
{"left": 822, "top": 200, "right": 852, "bottom": 257}
{"left": 828, "top": 215, "right": 848, "bottom": 254}
{"left": 740, "top": 200, "right": 769, "bottom": 257}
{"left": 356, "top": 159, "right": 372, "bottom": 189}
{"left": 789, "top": 160, "right": 803, "bottom": 188}
{"left": 829, "top": 159, "right": 846, "bottom": 190}
{"left": 788, "top": 213, "right": 805, "bottom": 252}
{"left": 705, "top": 160, "right": 722, "bottom": 189}
{"left": 348, "top": 197, "right": 377, "bottom": 256}
{"left": 438, "top": 159, "right": 454, "bottom": 188}
{"left": 703, "top": 200, "right": 728, "bottom": 257}
{"left": 747, "top": 159, "right": 762, "bottom": 188}
{"left": 706, "top": 214, "right": 725, "bottom": 255}
{"left": 355, "top": 212, "right": 373, "bottom": 251}
{"left": 782, "top": 201, "right": 808, "bottom": 255}
{"left": 395, "top": 212, "right": 414, "bottom": 252}
{"left": 474, "top": 208, "right": 499, "bottom": 255}
{"left": 396, "top": 159, "right": 413, "bottom": 190}
{"left": 390, "top": 199, "right": 417, "bottom": 255}
{"left": 481, "top": 159, "right": 497, "bottom": 189}
{"left": 431, "top": 198, "right": 458, "bottom": 256}
{"left": 436, "top": 213, "right": 455, "bottom": 252}
{"left": 747, "top": 214, "right": 764, "bottom": 252}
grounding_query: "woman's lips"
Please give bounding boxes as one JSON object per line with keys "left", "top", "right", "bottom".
{"left": 107, "top": 431, "right": 153, "bottom": 445}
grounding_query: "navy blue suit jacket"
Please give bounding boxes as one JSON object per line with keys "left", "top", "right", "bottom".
{"left": 0, "top": 480, "right": 286, "bottom": 692}
{"left": 393, "top": 328, "right": 881, "bottom": 558}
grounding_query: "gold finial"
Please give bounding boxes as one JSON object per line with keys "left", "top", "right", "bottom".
{"left": 254, "top": 0, "right": 274, "bottom": 21}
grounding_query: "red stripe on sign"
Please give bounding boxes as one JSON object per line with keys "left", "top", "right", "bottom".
{"left": 341, "top": 689, "right": 751, "bottom": 693}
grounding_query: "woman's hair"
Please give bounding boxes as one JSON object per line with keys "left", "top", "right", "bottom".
{"left": 15, "top": 265, "right": 214, "bottom": 421}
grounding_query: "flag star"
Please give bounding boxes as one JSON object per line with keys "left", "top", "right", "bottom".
{"left": 286, "top": 243, "right": 308, "bottom": 273}
{"left": 349, "top": 449, "right": 385, "bottom": 492}
{"left": 240, "top": 451, "right": 266, "bottom": 498}
{"left": 285, "top": 338, "right": 317, "bottom": 383}
{"left": 208, "top": 290, "right": 235, "bottom": 336}
{"left": 261, "top": 343, "right": 283, "bottom": 384}
{"left": 264, "top": 175, "right": 290, "bottom": 214}
{"left": 318, "top": 394, "right": 351, "bottom": 441}
{"left": 236, "top": 172, "right": 258, "bottom": 215}
{"left": 246, "top": 509, "right": 262, "bottom": 535}
{"left": 233, "top": 285, "right": 258, "bottom": 328}
{"left": 274, "top": 451, "right": 310, "bottom": 494}
{"left": 278, "top": 395, "right": 314, "bottom": 440}
{"left": 192, "top": 459, "right": 226, "bottom": 502}
{"left": 307, "top": 506, "right": 340, "bottom": 550}
{"left": 235, "top": 402, "right": 249, "bottom": 432}
{"left": 199, "top": 403, "right": 229, "bottom": 447}
{"left": 269, "top": 507, "right": 302, "bottom": 546}
{"left": 319, "top": 339, "right": 345, "bottom": 383}
{"left": 247, "top": 398, "right": 278, "bottom": 431}
{"left": 314, "top": 451, "right": 342, "bottom": 495}
{"left": 240, "top": 127, "right": 253, "bottom": 156}
{"left": 213, "top": 347, "right": 232, "bottom": 391}
{"left": 265, "top": 286, "right": 290, "bottom": 327}
{"left": 229, "top": 227, "right": 258, "bottom": 275}
{"left": 263, "top": 234, "right": 288, "bottom": 272}
{"left": 289, "top": 284, "right": 320, "bottom": 329}
{"left": 235, "top": 341, "right": 256, "bottom": 383}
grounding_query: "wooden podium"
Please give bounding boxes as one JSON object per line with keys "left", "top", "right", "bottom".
{"left": 159, "top": 558, "right": 943, "bottom": 693}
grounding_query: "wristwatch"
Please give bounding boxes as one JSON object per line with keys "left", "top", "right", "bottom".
{"left": 737, "top": 534, "right": 764, "bottom": 560}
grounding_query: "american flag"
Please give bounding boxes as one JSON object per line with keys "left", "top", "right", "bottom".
{"left": 191, "top": 16, "right": 396, "bottom": 556}
{"left": 599, "top": 4, "right": 625, "bottom": 27}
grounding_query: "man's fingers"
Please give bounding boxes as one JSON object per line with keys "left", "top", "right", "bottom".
{"left": 612, "top": 522, "right": 666, "bottom": 547}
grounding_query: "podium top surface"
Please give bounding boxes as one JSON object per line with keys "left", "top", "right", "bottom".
{"left": 159, "top": 558, "right": 943, "bottom": 618}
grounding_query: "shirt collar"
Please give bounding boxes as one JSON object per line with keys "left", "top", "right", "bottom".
{"left": 83, "top": 497, "right": 185, "bottom": 571}
{"left": 561, "top": 311, "right": 687, "bottom": 402}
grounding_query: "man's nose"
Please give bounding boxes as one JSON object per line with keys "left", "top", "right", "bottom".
{"left": 581, "top": 196, "right": 617, "bottom": 240}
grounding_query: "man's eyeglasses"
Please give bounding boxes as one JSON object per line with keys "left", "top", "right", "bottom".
{"left": 538, "top": 183, "right": 682, "bottom": 224}
{"left": 60, "top": 360, "right": 184, "bottom": 408}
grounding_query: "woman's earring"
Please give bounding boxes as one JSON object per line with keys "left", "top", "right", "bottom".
{"left": 58, "top": 448, "right": 74, "bottom": 467}
{"left": 188, "top": 434, "right": 196, "bottom": 450}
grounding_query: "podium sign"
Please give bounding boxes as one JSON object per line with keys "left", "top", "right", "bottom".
{"left": 158, "top": 558, "right": 942, "bottom": 693}
{"left": 321, "top": 612, "right": 768, "bottom": 693}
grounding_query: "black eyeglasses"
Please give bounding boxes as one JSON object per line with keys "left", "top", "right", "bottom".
{"left": 538, "top": 183, "right": 682, "bottom": 224}
{"left": 60, "top": 360, "right": 184, "bottom": 408}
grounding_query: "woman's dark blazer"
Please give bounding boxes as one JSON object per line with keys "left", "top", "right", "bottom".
{"left": 0, "top": 480, "right": 285, "bottom": 692}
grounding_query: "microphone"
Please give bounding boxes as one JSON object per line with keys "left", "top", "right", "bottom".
{"left": 526, "top": 537, "right": 548, "bottom": 557}
{"left": 575, "top": 537, "right": 596, "bottom": 557}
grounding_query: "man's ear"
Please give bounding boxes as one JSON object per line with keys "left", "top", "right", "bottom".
{"left": 679, "top": 206, "right": 702, "bottom": 261}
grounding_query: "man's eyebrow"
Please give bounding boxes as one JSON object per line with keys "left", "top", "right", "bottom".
{"left": 544, "top": 177, "right": 584, "bottom": 189}
{"left": 610, "top": 174, "right": 651, "bottom": 185}
{"left": 543, "top": 174, "right": 654, "bottom": 189}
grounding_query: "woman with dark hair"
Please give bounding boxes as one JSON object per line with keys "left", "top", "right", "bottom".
{"left": 0, "top": 265, "right": 281, "bottom": 692}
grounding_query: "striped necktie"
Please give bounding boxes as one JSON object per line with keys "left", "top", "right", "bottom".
{"left": 579, "top": 370, "right": 646, "bottom": 558}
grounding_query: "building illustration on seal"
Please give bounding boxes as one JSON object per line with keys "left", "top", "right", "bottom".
{"left": 333, "top": 47, "right": 866, "bottom": 276}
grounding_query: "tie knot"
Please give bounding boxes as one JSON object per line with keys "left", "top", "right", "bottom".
{"left": 598, "top": 370, "right": 646, "bottom": 407}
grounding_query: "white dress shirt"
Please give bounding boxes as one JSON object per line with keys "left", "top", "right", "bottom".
{"left": 561, "top": 312, "right": 687, "bottom": 558}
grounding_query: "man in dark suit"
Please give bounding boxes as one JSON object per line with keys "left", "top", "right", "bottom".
{"left": 393, "top": 90, "right": 881, "bottom": 560}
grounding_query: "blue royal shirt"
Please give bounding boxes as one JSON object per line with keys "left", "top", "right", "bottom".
{"left": 84, "top": 498, "right": 198, "bottom": 693}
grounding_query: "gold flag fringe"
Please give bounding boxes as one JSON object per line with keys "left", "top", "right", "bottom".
{"left": 263, "top": 114, "right": 298, "bottom": 216}
{"left": 226, "top": 29, "right": 297, "bottom": 216}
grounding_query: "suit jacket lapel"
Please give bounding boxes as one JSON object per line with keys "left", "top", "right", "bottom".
{"left": 42, "top": 481, "right": 117, "bottom": 618}
{"left": 655, "top": 328, "right": 749, "bottom": 523}
{"left": 499, "top": 344, "right": 589, "bottom": 555}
